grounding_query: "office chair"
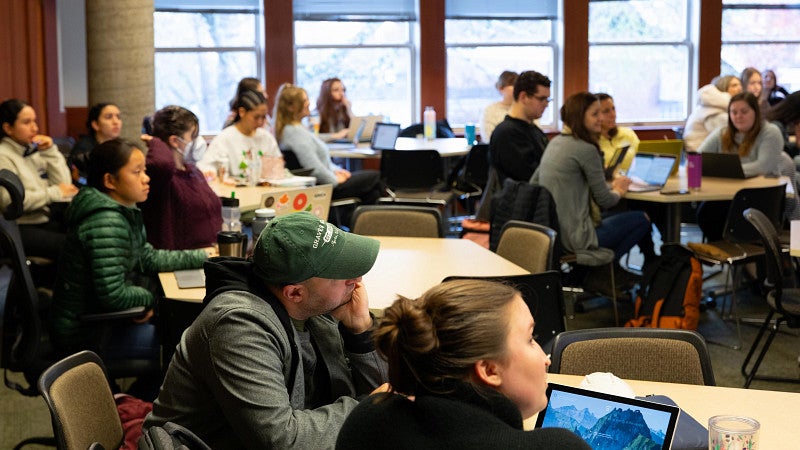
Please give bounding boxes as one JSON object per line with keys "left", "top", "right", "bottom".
{"left": 495, "top": 220, "right": 556, "bottom": 274}
{"left": 687, "top": 184, "right": 786, "bottom": 349}
{"left": 38, "top": 350, "right": 124, "bottom": 450}
{"left": 741, "top": 208, "right": 800, "bottom": 388}
{"left": 351, "top": 205, "right": 443, "bottom": 238}
{"left": 549, "top": 327, "right": 716, "bottom": 386}
{"left": 444, "top": 271, "right": 565, "bottom": 352}
{"left": 377, "top": 149, "right": 454, "bottom": 208}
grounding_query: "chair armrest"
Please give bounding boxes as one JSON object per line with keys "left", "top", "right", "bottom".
{"left": 79, "top": 306, "right": 147, "bottom": 322}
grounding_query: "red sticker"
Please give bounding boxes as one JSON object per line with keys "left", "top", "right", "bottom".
{"left": 293, "top": 193, "right": 307, "bottom": 210}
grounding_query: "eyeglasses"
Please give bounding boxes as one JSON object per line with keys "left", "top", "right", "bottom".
{"left": 532, "top": 95, "right": 553, "bottom": 103}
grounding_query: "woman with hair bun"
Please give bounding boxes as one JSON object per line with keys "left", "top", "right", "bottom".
{"left": 336, "top": 279, "right": 590, "bottom": 449}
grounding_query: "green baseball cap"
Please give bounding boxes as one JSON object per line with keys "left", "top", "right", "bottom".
{"left": 253, "top": 212, "right": 380, "bottom": 284}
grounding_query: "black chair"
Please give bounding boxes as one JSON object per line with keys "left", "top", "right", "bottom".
{"left": 378, "top": 149, "right": 454, "bottom": 208}
{"left": 443, "top": 271, "right": 565, "bottom": 352}
{"left": 741, "top": 207, "right": 800, "bottom": 388}
{"left": 452, "top": 143, "right": 489, "bottom": 216}
{"left": 688, "top": 184, "right": 786, "bottom": 349}
{"left": 549, "top": 328, "right": 716, "bottom": 386}
{"left": 0, "top": 169, "right": 158, "bottom": 448}
{"left": 279, "top": 148, "right": 314, "bottom": 177}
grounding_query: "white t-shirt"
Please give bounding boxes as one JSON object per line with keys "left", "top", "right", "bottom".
{"left": 198, "top": 126, "right": 280, "bottom": 178}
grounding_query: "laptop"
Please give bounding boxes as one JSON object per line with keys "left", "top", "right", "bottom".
{"left": 535, "top": 383, "right": 680, "bottom": 450}
{"left": 330, "top": 115, "right": 384, "bottom": 144}
{"left": 701, "top": 153, "right": 754, "bottom": 179}
{"left": 625, "top": 153, "right": 677, "bottom": 192}
{"left": 259, "top": 184, "right": 333, "bottom": 220}
{"left": 637, "top": 140, "right": 683, "bottom": 175}
{"left": 370, "top": 122, "right": 401, "bottom": 151}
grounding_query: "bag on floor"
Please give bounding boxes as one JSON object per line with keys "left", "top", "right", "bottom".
{"left": 625, "top": 244, "right": 702, "bottom": 330}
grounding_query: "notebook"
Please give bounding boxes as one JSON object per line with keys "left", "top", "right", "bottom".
{"left": 626, "top": 154, "right": 677, "bottom": 192}
{"left": 259, "top": 184, "right": 333, "bottom": 219}
{"left": 535, "top": 383, "right": 680, "bottom": 450}
{"left": 174, "top": 269, "right": 205, "bottom": 289}
{"left": 637, "top": 139, "right": 683, "bottom": 175}
{"left": 701, "top": 152, "right": 754, "bottom": 179}
{"left": 370, "top": 122, "right": 401, "bottom": 150}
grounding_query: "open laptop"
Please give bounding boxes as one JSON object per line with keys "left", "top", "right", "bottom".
{"left": 259, "top": 184, "right": 333, "bottom": 220}
{"left": 330, "top": 115, "right": 384, "bottom": 144}
{"left": 637, "top": 139, "right": 683, "bottom": 175}
{"left": 701, "top": 153, "right": 754, "bottom": 179}
{"left": 370, "top": 122, "right": 401, "bottom": 150}
{"left": 625, "top": 153, "right": 677, "bottom": 192}
{"left": 535, "top": 383, "right": 680, "bottom": 450}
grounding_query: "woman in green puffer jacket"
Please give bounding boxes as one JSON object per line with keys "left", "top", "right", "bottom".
{"left": 51, "top": 138, "right": 208, "bottom": 361}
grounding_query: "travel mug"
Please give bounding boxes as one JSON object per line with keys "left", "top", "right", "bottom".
{"left": 686, "top": 151, "right": 702, "bottom": 191}
{"left": 217, "top": 231, "right": 244, "bottom": 257}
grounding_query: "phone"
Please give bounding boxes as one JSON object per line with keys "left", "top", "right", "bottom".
{"left": 660, "top": 188, "right": 689, "bottom": 195}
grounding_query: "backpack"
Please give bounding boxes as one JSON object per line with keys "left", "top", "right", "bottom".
{"left": 138, "top": 422, "right": 212, "bottom": 450}
{"left": 625, "top": 244, "right": 703, "bottom": 330}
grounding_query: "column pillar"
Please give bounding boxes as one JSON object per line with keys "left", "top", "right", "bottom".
{"left": 85, "top": 0, "right": 154, "bottom": 144}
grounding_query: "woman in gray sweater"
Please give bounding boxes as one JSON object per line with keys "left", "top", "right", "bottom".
{"left": 532, "top": 92, "right": 651, "bottom": 267}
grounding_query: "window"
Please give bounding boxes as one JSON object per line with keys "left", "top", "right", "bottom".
{"left": 445, "top": 1, "right": 558, "bottom": 129}
{"left": 589, "top": 0, "right": 692, "bottom": 124}
{"left": 294, "top": 1, "right": 416, "bottom": 127}
{"left": 154, "top": 1, "right": 262, "bottom": 133}
{"left": 721, "top": 1, "right": 800, "bottom": 93}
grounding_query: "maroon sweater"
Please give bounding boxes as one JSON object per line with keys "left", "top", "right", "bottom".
{"left": 140, "top": 138, "right": 222, "bottom": 250}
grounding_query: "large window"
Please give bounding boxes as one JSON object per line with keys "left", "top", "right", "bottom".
{"left": 445, "top": 1, "right": 558, "bottom": 129}
{"left": 154, "top": 1, "right": 262, "bottom": 133}
{"left": 721, "top": 1, "right": 800, "bottom": 93}
{"left": 294, "top": 1, "right": 416, "bottom": 127}
{"left": 589, "top": 0, "right": 692, "bottom": 124}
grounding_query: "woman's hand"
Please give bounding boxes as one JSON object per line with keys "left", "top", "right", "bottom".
{"left": 335, "top": 169, "right": 351, "bottom": 184}
{"left": 33, "top": 135, "right": 53, "bottom": 150}
{"left": 611, "top": 175, "right": 632, "bottom": 195}
{"left": 132, "top": 309, "right": 155, "bottom": 324}
{"left": 332, "top": 129, "right": 349, "bottom": 140}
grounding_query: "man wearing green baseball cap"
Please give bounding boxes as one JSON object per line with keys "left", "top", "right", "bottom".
{"left": 146, "top": 212, "right": 388, "bottom": 449}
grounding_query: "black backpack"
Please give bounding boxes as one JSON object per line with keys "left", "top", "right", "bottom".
{"left": 625, "top": 244, "right": 703, "bottom": 330}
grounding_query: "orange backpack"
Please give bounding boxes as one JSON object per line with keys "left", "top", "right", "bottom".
{"left": 625, "top": 244, "right": 703, "bottom": 330}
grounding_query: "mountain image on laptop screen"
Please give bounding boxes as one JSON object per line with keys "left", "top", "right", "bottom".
{"left": 541, "top": 391, "right": 670, "bottom": 450}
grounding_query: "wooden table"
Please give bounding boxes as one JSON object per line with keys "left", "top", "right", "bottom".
{"left": 159, "top": 236, "right": 528, "bottom": 310}
{"left": 526, "top": 373, "right": 799, "bottom": 448}
{"left": 625, "top": 175, "right": 789, "bottom": 242}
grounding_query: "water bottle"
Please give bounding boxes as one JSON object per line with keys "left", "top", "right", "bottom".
{"left": 221, "top": 194, "right": 242, "bottom": 232}
{"left": 248, "top": 151, "right": 262, "bottom": 186}
{"left": 251, "top": 208, "right": 276, "bottom": 243}
{"left": 423, "top": 106, "right": 436, "bottom": 141}
{"left": 686, "top": 151, "right": 702, "bottom": 191}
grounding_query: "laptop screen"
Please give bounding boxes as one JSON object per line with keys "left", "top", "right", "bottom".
{"left": 535, "top": 383, "right": 679, "bottom": 450}
{"left": 627, "top": 154, "right": 676, "bottom": 186}
{"left": 371, "top": 122, "right": 401, "bottom": 150}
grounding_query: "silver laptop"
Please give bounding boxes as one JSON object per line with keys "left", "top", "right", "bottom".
{"left": 626, "top": 154, "right": 677, "bottom": 192}
{"left": 347, "top": 115, "right": 384, "bottom": 142}
{"left": 370, "top": 122, "right": 401, "bottom": 150}
{"left": 259, "top": 184, "right": 333, "bottom": 219}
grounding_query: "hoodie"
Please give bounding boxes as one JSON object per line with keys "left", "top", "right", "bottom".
{"left": 683, "top": 84, "right": 731, "bottom": 151}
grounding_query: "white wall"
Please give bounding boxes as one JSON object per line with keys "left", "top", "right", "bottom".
{"left": 57, "top": 0, "right": 87, "bottom": 107}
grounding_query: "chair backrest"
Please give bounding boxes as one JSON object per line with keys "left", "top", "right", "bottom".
{"left": 351, "top": 205, "right": 443, "bottom": 238}
{"left": 380, "top": 149, "right": 444, "bottom": 191}
{"left": 496, "top": 220, "right": 556, "bottom": 273}
{"left": 443, "top": 271, "right": 565, "bottom": 351}
{"left": 280, "top": 148, "right": 302, "bottom": 171}
{"left": 38, "top": 350, "right": 124, "bottom": 450}
{"left": 743, "top": 208, "right": 788, "bottom": 311}
{"left": 0, "top": 169, "right": 44, "bottom": 391}
{"left": 549, "top": 328, "right": 716, "bottom": 386}
{"left": 723, "top": 184, "right": 786, "bottom": 243}
{"left": 456, "top": 143, "right": 490, "bottom": 191}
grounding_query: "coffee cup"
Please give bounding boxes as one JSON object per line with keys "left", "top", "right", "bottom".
{"left": 217, "top": 231, "right": 247, "bottom": 257}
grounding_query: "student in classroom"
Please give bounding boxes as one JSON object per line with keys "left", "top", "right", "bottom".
{"left": 0, "top": 98, "right": 78, "bottom": 265}
{"left": 50, "top": 138, "right": 208, "bottom": 397}
{"left": 315, "top": 77, "right": 353, "bottom": 143}
{"left": 70, "top": 102, "right": 123, "bottom": 185}
{"left": 139, "top": 105, "right": 222, "bottom": 250}
{"left": 336, "top": 279, "right": 591, "bottom": 449}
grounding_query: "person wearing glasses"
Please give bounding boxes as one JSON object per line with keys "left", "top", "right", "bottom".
{"left": 139, "top": 105, "right": 221, "bottom": 250}
{"left": 489, "top": 70, "right": 552, "bottom": 184}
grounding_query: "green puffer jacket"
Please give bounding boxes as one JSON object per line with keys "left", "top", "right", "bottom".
{"left": 51, "top": 187, "right": 207, "bottom": 350}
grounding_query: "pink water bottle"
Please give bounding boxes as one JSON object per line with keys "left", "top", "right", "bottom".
{"left": 686, "top": 151, "right": 702, "bottom": 191}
